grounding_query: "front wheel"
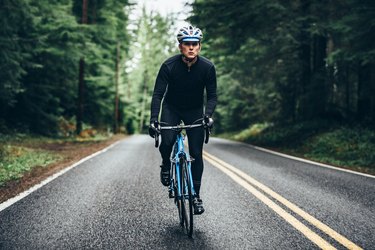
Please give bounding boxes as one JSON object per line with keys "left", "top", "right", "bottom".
{"left": 173, "top": 163, "right": 183, "bottom": 226}
{"left": 180, "top": 160, "right": 193, "bottom": 237}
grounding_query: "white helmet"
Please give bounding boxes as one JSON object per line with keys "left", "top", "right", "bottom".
{"left": 177, "top": 25, "right": 203, "bottom": 43}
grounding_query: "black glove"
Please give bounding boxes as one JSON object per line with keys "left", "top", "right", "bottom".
{"left": 148, "top": 120, "right": 160, "bottom": 138}
{"left": 203, "top": 115, "right": 214, "bottom": 128}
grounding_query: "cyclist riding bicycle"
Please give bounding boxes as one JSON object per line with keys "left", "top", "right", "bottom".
{"left": 149, "top": 24, "right": 217, "bottom": 215}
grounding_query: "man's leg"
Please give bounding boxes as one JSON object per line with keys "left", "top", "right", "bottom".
{"left": 183, "top": 108, "right": 205, "bottom": 214}
{"left": 186, "top": 126, "right": 204, "bottom": 195}
{"left": 183, "top": 108, "right": 204, "bottom": 195}
{"left": 186, "top": 126, "right": 205, "bottom": 214}
{"left": 159, "top": 104, "right": 180, "bottom": 185}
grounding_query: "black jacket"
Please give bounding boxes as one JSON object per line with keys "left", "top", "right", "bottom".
{"left": 150, "top": 55, "right": 217, "bottom": 121}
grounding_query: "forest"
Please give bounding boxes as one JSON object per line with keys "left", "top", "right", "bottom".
{"left": 1, "top": 0, "right": 374, "bottom": 172}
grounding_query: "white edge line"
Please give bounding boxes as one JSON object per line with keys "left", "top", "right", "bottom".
{"left": 0, "top": 140, "right": 122, "bottom": 212}
{"left": 250, "top": 144, "right": 375, "bottom": 179}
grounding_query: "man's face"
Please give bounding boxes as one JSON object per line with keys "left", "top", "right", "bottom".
{"left": 179, "top": 41, "right": 201, "bottom": 60}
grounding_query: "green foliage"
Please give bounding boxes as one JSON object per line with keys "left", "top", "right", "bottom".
{"left": 0, "top": 0, "right": 31, "bottom": 111}
{"left": 2, "top": 0, "right": 374, "bottom": 143}
{"left": 0, "top": 145, "right": 60, "bottom": 186}
{"left": 75, "top": 0, "right": 131, "bottom": 130}
{"left": 122, "top": 100, "right": 138, "bottom": 134}
{"left": 189, "top": 0, "right": 375, "bottom": 131}
{"left": 229, "top": 120, "right": 375, "bottom": 171}
{"left": 233, "top": 123, "right": 271, "bottom": 141}
{"left": 1, "top": 0, "right": 83, "bottom": 133}
{"left": 241, "top": 120, "right": 333, "bottom": 147}
{"left": 303, "top": 127, "right": 375, "bottom": 168}
{"left": 0, "top": 0, "right": 133, "bottom": 134}
{"left": 125, "top": 7, "right": 178, "bottom": 132}
{"left": 0, "top": 131, "right": 114, "bottom": 186}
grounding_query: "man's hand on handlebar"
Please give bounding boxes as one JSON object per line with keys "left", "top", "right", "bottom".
{"left": 202, "top": 115, "right": 213, "bottom": 144}
{"left": 202, "top": 115, "right": 214, "bottom": 129}
{"left": 148, "top": 120, "right": 160, "bottom": 138}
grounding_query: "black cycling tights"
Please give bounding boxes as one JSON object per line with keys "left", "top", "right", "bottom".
{"left": 159, "top": 103, "right": 204, "bottom": 196}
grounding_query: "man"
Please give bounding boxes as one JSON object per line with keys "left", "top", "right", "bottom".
{"left": 149, "top": 24, "right": 217, "bottom": 215}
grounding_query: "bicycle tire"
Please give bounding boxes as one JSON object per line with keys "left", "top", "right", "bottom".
{"left": 180, "top": 160, "right": 194, "bottom": 237}
{"left": 174, "top": 163, "right": 184, "bottom": 226}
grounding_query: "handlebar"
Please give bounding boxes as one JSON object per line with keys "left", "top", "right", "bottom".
{"left": 153, "top": 118, "right": 212, "bottom": 148}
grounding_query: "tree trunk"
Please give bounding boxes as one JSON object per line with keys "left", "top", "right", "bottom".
{"left": 76, "top": 58, "right": 84, "bottom": 134}
{"left": 139, "top": 84, "right": 147, "bottom": 133}
{"left": 312, "top": 34, "right": 327, "bottom": 117}
{"left": 82, "top": 0, "right": 88, "bottom": 24}
{"left": 297, "top": 1, "right": 311, "bottom": 120}
{"left": 76, "top": 0, "right": 88, "bottom": 135}
{"left": 114, "top": 43, "right": 120, "bottom": 133}
{"left": 326, "top": 34, "right": 335, "bottom": 113}
{"left": 357, "top": 62, "right": 374, "bottom": 122}
{"left": 139, "top": 70, "right": 148, "bottom": 132}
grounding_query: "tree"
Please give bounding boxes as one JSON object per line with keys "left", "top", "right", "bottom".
{"left": 0, "top": 0, "right": 35, "bottom": 128}
{"left": 189, "top": 0, "right": 375, "bottom": 132}
{"left": 4, "top": 0, "right": 83, "bottom": 134}
{"left": 126, "top": 7, "right": 177, "bottom": 133}
{"left": 1, "top": 0, "right": 133, "bottom": 135}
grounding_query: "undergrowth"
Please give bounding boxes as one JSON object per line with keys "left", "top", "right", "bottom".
{"left": 0, "top": 132, "right": 112, "bottom": 186}
{"left": 300, "top": 128, "right": 375, "bottom": 169}
{"left": 227, "top": 120, "right": 375, "bottom": 174}
{"left": 0, "top": 145, "right": 60, "bottom": 186}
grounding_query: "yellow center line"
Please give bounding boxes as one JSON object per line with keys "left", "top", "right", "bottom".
{"left": 203, "top": 151, "right": 363, "bottom": 250}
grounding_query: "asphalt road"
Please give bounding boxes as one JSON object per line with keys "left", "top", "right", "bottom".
{"left": 0, "top": 135, "right": 374, "bottom": 249}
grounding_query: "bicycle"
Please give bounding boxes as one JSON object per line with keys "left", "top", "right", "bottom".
{"left": 154, "top": 117, "right": 211, "bottom": 237}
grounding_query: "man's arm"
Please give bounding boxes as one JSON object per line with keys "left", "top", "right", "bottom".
{"left": 205, "top": 65, "right": 217, "bottom": 117}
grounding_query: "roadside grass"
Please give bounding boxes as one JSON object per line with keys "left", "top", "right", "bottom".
{"left": 0, "top": 145, "right": 60, "bottom": 186}
{"left": 0, "top": 132, "right": 112, "bottom": 186}
{"left": 297, "top": 128, "right": 375, "bottom": 173}
{"left": 223, "top": 121, "right": 375, "bottom": 175}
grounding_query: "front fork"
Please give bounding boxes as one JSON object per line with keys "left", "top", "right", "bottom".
{"left": 169, "top": 134, "right": 197, "bottom": 201}
{"left": 169, "top": 157, "right": 196, "bottom": 202}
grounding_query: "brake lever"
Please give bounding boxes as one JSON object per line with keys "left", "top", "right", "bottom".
{"left": 154, "top": 132, "right": 159, "bottom": 148}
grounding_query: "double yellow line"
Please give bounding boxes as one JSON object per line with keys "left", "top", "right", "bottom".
{"left": 203, "top": 151, "right": 362, "bottom": 250}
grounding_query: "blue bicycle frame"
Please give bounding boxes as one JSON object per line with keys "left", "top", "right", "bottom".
{"left": 170, "top": 132, "right": 196, "bottom": 200}
{"left": 153, "top": 119, "right": 210, "bottom": 237}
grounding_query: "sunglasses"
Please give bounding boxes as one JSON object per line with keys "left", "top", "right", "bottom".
{"left": 182, "top": 42, "right": 199, "bottom": 47}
